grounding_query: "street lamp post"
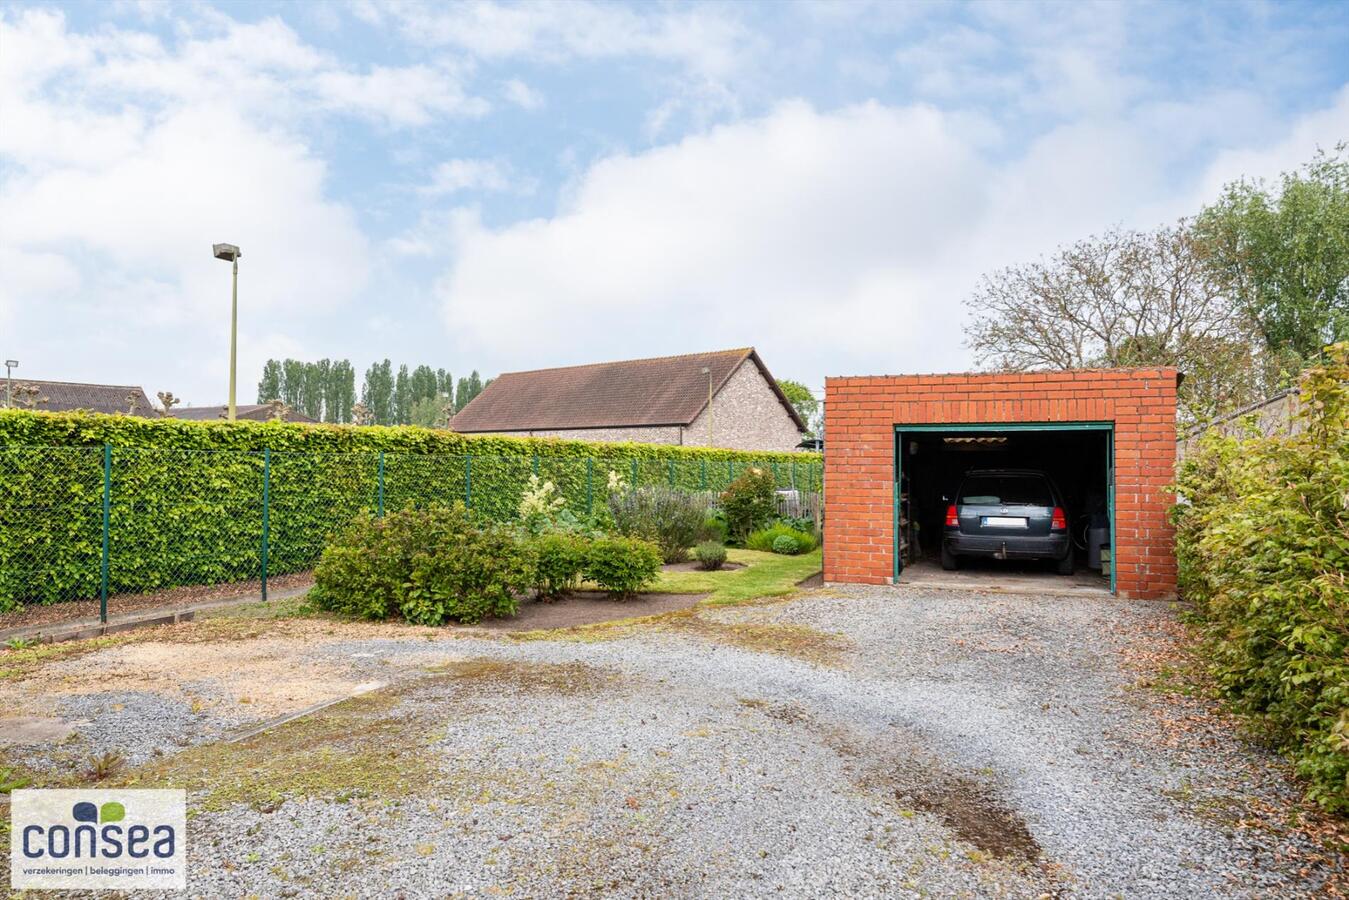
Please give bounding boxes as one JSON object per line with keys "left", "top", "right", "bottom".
{"left": 212, "top": 243, "right": 242, "bottom": 421}
{"left": 4, "top": 360, "right": 17, "bottom": 409}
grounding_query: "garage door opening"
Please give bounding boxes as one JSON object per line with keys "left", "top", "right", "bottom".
{"left": 895, "top": 424, "right": 1114, "bottom": 594}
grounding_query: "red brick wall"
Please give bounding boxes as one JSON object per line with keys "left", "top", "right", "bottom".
{"left": 823, "top": 369, "right": 1179, "bottom": 599}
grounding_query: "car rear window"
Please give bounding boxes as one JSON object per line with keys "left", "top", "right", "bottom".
{"left": 959, "top": 475, "right": 1052, "bottom": 507}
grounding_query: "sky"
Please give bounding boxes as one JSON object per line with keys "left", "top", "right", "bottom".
{"left": 2, "top": 0, "right": 1348, "bottom": 406}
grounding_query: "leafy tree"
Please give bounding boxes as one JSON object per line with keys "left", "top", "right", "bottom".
{"left": 437, "top": 368, "right": 453, "bottom": 400}
{"left": 393, "top": 364, "right": 411, "bottom": 425}
{"left": 964, "top": 224, "right": 1270, "bottom": 423}
{"left": 362, "top": 359, "right": 395, "bottom": 425}
{"left": 300, "top": 359, "right": 328, "bottom": 420}
{"left": 409, "top": 395, "right": 451, "bottom": 428}
{"left": 1195, "top": 147, "right": 1349, "bottom": 366}
{"left": 257, "top": 360, "right": 282, "bottom": 403}
{"left": 777, "top": 379, "right": 820, "bottom": 435}
{"left": 280, "top": 359, "right": 305, "bottom": 409}
{"left": 455, "top": 370, "right": 484, "bottom": 412}
{"left": 410, "top": 365, "right": 439, "bottom": 406}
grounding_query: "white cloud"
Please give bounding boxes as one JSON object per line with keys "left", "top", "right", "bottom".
{"left": 0, "top": 8, "right": 370, "bottom": 400}
{"left": 437, "top": 93, "right": 1349, "bottom": 385}
{"left": 364, "top": 0, "right": 757, "bottom": 80}
{"left": 502, "top": 77, "right": 544, "bottom": 110}
{"left": 423, "top": 158, "right": 514, "bottom": 195}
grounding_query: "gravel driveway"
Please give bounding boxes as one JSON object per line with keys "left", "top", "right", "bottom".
{"left": 5, "top": 585, "right": 1342, "bottom": 897}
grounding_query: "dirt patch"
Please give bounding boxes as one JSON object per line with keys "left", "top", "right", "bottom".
{"left": 661, "top": 560, "right": 746, "bottom": 573}
{"left": 737, "top": 697, "right": 1046, "bottom": 867}
{"left": 467, "top": 591, "right": 707, "bottom": 633}
{"left": 796, "top": 572, "right": 824, "bottom": 588}
{"left": 898, "top": 774, "right": 1042, "bottom": 862}
{"left": 0, "top": 572, "right": 315, "bottom": 635}
{"left": 0, "top": 633, "right": 379, "bottom": 720}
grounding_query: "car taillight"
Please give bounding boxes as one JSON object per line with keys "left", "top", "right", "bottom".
{"left": 1051, "top": 507, "right": 1067, "bottom": 530}
{"left": 945, "top": 504, "right": 959, "bottom": 527}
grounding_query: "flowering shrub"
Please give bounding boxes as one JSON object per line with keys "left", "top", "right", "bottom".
{"left": 607, "top": 486, "right": 710, "bottom": 563}
{"left": 720, "top": 467, "right": 777, "bottom": 541}
{"left": 518, "top": 474, "right": 567, "bottom": 534}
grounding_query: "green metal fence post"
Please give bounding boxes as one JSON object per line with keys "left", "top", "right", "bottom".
{"left": 465, "top": 454, "right": 473, "bottom": 508}
{"left": 631, "top": 457, "right": 638, "bottom": 487}
{"left": 772, "top": 460, "right": 779, "bottom": 487}
{"left": 377, "top": 451, "right": 385, "bottom": 517}
{"left": 586, "top": 457, "right": 594, "bottom": 514}
{"left": 701, "top": 458, "right": 707, "bottom": 490}
{"left": 668, "top": 459, "right": 675, "bottom": 488}
{"left": 261, "top": 448, "right": 271, "bottom": 602}
{"left": 99, "top": 443, "right": 111, "bottom": 625}
{"left": 532, "top": 453, "right": 539, "bottom": 477}
{"left": 727, "top": 459, "right": 734, "bottom": 483}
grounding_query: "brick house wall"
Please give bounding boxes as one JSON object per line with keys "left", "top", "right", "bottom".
{"left": 823, "top": 368, "right": 1179, "bottom": 600}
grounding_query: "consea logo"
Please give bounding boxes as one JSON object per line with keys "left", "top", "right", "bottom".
{"left": 10, "top": 789, "right": 186, "bottom": 890}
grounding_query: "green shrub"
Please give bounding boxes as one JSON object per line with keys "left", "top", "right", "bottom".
{"left": 721, "top": 467, "right": 777, "bottom": 542}
{"left": 693, "top": 540, "right": 728, "bottom": 571}
{"left": 531, "top": 532, "right": 589, "bottom": 599}
{"left": 746, "top": 523, "right": 817, "bottom": 555}
{"left": 607, "top": 486, "right": 710, "bottom": 563}
{"left": 771, "top": 534, "right": 799, "bottom": 555}
{"left": 311, "top": 503, "right": 534, "bottom": 625}
{"left": 583, "top": 536, "right": 663, "bottom": 599}
{"left": 1172, "top": 343, "right": 1349, "bottom": 813}
{"left": 700, "top": 513, "right": 728, "bottom": 544}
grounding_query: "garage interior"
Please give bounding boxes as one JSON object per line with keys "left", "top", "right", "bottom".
{"left": 896, "top": 425, "right": 1113, "bottom": 593}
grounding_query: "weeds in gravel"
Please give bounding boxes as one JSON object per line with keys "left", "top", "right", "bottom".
{"left": 0, "top": 634, "right": 130, "bottom": 681}
{"left": 426, "top": 658, "right": 620, "bottom": 696}
{"left": 0, "top": 764, "right": 33, "bottom": 793}
{"left": 4, "top": 636, "right": 38, "bottom": 650}
{"left": 86, "top": 750, "right": 125, "bottom": 781}
{"left": 121, "top": 689, "right": 440, "bottom": 811}
{"left": 662, "top": 615, "right": 850, "bottom": 666}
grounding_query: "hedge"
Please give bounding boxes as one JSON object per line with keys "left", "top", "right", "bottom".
{"left": 0, "top": 410, "right": 820, "bottom": 610}
{"left": 1172, "top": 343, "right": 1349, "bottom": 812}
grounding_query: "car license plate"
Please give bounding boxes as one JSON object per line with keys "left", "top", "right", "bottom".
{"left": 984, "top": 516, "right": 1028, "bottom": 528}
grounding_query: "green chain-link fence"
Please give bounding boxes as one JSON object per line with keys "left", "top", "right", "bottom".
{"left": 0, "top": 446, "right": 822, "bottom": 625}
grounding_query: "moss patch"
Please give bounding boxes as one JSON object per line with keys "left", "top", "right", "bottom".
{"left": 119, "top": 690, "right": 437, "bottom": 812}
{"left": 0, "top": 634, "right": 132, "bottom": 682}
{"left": 664, "top": 615, "right": 850, "bottom": 666}
{"left": 426, "top": 658, "right": 619, "bottom": 696}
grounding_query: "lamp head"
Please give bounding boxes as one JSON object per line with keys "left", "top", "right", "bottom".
{"left": 212, "top": 243, "right": 241, "bottom": 262}
{"left": 4, "top": 360, "right": 16, "bottom": 369}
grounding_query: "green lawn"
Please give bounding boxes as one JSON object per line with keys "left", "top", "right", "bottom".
{"left": 651, "top": 548, "right": 821, "bottom": 605}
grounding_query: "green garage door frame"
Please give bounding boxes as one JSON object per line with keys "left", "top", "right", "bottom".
{"left": 893, "top": 422, "right": 1116, "bottom": 594}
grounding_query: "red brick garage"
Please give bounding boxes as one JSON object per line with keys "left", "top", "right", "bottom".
{"left": 823, "top": 368, "right": 1180, "bottom": 599}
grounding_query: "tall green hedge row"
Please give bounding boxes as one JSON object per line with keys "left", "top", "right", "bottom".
{"left": 1172, "top": 343, "right": 1349, "bottom": 812}
{"left": 0, "top": 410, "right": 820, "bottom": 610}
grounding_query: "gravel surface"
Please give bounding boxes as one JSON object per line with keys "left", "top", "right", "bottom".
{"left": 7, "top": 585, "right": 1343, "bottom": 897}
